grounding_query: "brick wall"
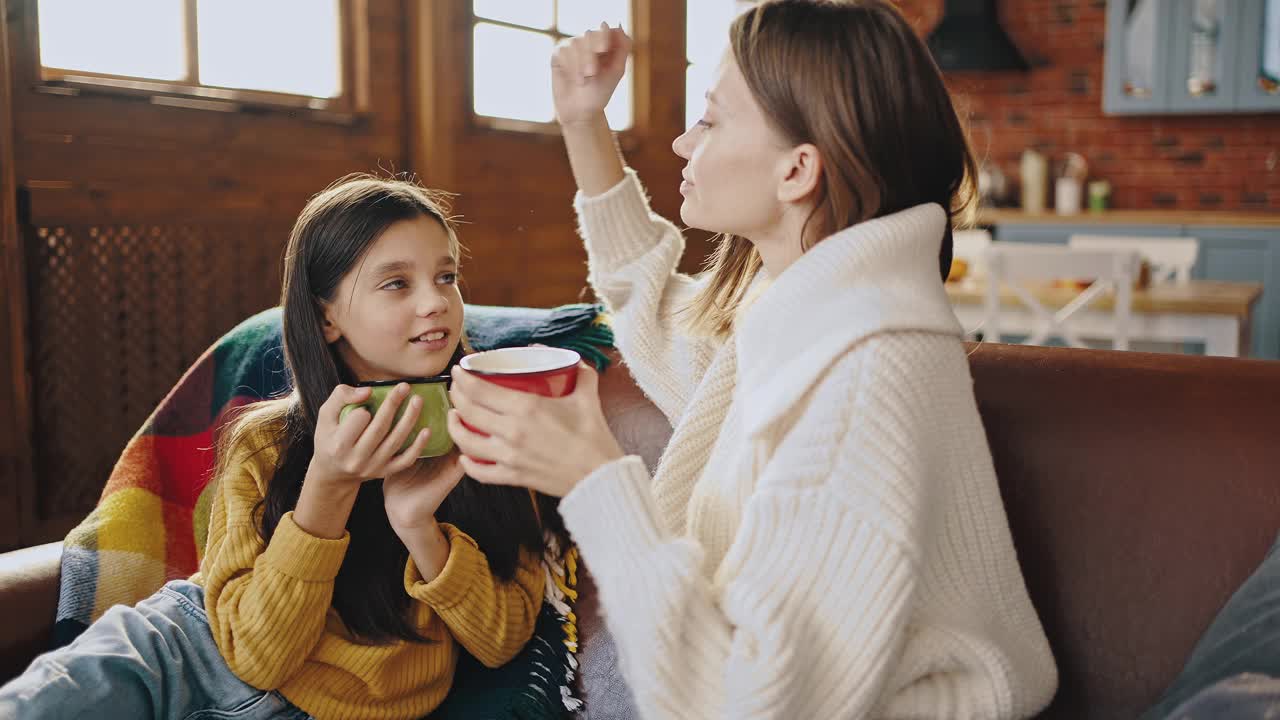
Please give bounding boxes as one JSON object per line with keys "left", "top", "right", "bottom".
{"left": 896, "top": 0, "right": 1280, "bottom": 211}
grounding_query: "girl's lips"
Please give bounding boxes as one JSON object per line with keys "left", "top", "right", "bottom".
{"left": 410, "top": 334, "right": 450, "bottom": 352}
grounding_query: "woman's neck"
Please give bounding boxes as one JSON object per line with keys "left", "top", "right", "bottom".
{"left": 745, "top": 207, "right": 817, "bottom": 278}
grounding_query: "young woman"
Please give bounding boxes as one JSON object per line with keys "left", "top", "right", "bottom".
{"left": 446, "top": 2, "right": 1059, "bottom": 718}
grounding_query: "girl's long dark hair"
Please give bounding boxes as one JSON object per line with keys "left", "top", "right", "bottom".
{"left": 221, "top": 175, "right": 560, "bottom": 644}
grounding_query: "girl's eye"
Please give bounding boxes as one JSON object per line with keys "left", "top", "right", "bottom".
{"left": 696, "top": 118, "right": 713, "bottom": 129}
{"left": 380, "top": 279, "right": 407, "bottom": 291}
{"left": 437, "top": 272, "right": 458, "bottom": 285}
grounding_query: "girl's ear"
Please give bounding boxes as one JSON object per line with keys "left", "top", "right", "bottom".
{"left": 321, "top": 304, "right": 343, "bottom": 344}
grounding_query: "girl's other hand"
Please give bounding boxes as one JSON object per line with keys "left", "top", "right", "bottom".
{"left": 382, "top": 449, "right": 466, "bottom": 533}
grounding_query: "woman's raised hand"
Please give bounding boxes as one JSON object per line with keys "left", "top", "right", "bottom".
{"left": 551, "top": 23, "right": 632, "bottom": 127}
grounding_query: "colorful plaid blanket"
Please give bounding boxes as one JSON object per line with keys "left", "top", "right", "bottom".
{"left": 54, "top": 303, "right": 613, "bottom": 719}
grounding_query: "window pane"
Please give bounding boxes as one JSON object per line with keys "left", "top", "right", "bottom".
{"left": 605, "top": 61, "right": 633, "bottom": 130}
{"left": 474, "top": 0, "right": 553, "bottom": 30}
{"left": 687, "top": 0, "right": 744, "bottom": 66}
{"left": 38, "top": 0, "right": 185, "bottom": 80}
{"left": 473, "top": 23, "right": 555, "bottom": 123}
{"left": 198, "top": 0, "right": 341, "bottom": 97}
{"left": 557, "top": 0, "right": 629, "bottom": 34}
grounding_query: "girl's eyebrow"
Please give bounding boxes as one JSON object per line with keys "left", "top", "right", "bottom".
{"left": 369, "top": 260, "right": 412, "bottom": 277}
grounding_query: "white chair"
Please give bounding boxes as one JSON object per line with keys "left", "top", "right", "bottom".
{"left": 983, "top": 242, "right": 1142, "bottom": 351}
{"left": 952, "top": 229, "right": 993, "bottom": 279}
{"left": 1067, "top": 234, "right": 1199, "bottom": 285}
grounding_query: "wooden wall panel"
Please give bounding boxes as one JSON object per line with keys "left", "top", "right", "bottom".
{"left": 0, "top": 0, "right": 32, "bottom": 550}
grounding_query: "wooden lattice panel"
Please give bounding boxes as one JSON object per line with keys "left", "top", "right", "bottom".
{"left": 26, "top": 223, "right": 289, "bottom": 520}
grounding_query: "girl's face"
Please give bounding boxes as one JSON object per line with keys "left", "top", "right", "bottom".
{"left": 671, "top": 54, "right": 793, "bottom": 243}
{"left": 322, "top": 215, "right": 464, "bottom": 382}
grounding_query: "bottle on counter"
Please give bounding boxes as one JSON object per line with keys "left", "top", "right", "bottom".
{"left": 1020, "top": 148, "right": 1048, "bottom": 214}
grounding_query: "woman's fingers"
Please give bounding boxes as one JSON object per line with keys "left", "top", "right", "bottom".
{"left": 447, "top": 409, "right": 516, "bottom": 467}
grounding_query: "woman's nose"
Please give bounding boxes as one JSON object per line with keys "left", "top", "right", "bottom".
{"left": 672, "top": 129, "right": 692, "bottom": 159}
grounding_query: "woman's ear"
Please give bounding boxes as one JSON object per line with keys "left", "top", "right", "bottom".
{"left": 777, "top": 143, "right": 822, "bottom": 205}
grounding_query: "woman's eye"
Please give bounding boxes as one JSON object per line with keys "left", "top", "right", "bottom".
{"left": 437, "top": 272, "right": 458, "bottom": 285}
{"left": 381, "top": 279, "right": 407, "bottom": 290}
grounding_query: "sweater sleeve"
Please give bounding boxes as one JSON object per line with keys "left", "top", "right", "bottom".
{"left": 199, "top": 440, "right": 350, "bottom": 691}
{"left": 559, "top": 346, "right": 929, "bottom": 720}
{"left": 405, "top": 524, "right": 545, "bottom": 669}
{"left": 575, "top": 169, "right": 722, "bottom": 423}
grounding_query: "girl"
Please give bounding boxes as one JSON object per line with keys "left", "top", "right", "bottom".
{"left": 446, "top": 2, "right": 1059, "bottom": 719}
{"left": 0, "top": 176, "right": 548, "bottom": 720}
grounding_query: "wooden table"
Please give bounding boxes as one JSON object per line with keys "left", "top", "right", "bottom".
{"left": 945, "top": 278, "right": 1264, "bottom": 357}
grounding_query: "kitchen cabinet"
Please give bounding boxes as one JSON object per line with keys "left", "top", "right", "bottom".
{"left": 1104, "top": 0, "right": 1280, "bottom": 114}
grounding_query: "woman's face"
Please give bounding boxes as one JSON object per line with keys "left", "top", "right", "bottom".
{"left": 672, "top": 54, "right": 793, "bottom": 240}
{"left": 322, "top": 215, "right": 464, "bottom": 382}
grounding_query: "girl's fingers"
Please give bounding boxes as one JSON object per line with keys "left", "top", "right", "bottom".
{"left": 372, "top": 394, "right": 424, "bottom": 467}
{"left": 352, "top": 383, "right": 409, "bottom": 459}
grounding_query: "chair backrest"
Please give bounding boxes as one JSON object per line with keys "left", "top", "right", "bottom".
{"left": 1068, "top": 234, "right": 1199, "bottom": 285}
{"left": 983, "top": 242, "right": 1141, "bottom": 350}
{"left": 953, "top": 229, "right": 993, "bottom": 278}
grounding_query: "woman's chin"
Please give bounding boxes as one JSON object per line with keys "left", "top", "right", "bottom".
{"left": 678, "top": 200, "right": 695, "bottom": 228}
{"left": 678, "top": 203, "right": 714, "bottom": 233}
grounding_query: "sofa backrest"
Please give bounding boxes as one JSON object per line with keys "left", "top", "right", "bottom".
{"left": 969, "top": 342, "right": 1280, "bottom": 719}
{"left": 592, "top": 344, "right": 1280, "bottom": 719}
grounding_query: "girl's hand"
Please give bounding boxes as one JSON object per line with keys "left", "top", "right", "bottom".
{"left": 306, "top": 383, "right": 432, "bottom": 490}
{"left": 447, "top": 363, "right": 625, "bottom": 497}
{"left": 382, "top": 449, "right": 466, "bottom": 533}
{"left": 551, "top": 23, "right": 632, "bottom": 127}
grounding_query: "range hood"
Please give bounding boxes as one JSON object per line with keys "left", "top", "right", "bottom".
{"left": 926, "top": 0, "right": 1029, "bottom": 72}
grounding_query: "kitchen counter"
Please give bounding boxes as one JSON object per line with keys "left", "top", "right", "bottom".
{"left": 977, "top": 208, "right": 1280, "bottom": 227}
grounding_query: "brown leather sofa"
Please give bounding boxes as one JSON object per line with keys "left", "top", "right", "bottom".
{"left": 3, "top": 343, "right": 1280, "bottom": 720}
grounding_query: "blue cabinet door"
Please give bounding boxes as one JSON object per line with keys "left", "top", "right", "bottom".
{"left": 1105, "top": 0, "right": 1176, "bottom": 114}
{"left": 1167, "top": 0, "right": 1241, "bottom": 113}
{"left": 1236, "top": 0, "right": 1280, "bottom": 111}
{"left": 1192, "top": 226, "right": 1280, "bottom": 358}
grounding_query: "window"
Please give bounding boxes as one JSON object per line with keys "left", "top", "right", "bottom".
{"left": 471, "top": 0, "right": 633, "bottom": 130}
{"left": 34, "top": 0, "right": 353, "bottom": 111}
{"left": 686, "top": 1, "right": 752, "bottom": 129}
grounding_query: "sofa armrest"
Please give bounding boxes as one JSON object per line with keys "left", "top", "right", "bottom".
{"left": 0, "top": 542, "right": 62, "bottom": 683}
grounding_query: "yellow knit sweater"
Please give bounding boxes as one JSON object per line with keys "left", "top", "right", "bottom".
{"left": 189, "top": 425, "right": 545, "bottom": 720}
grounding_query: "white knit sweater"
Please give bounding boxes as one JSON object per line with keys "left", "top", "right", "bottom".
{"left": 559, "top": 170, "right": 1058, "bottom": 720}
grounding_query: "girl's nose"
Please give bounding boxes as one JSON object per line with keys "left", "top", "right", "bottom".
{"left": 418, "top": 291, "right": 449, "bottom": 316}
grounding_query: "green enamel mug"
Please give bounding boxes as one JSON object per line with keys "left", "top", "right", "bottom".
{"left": 339, "top": 375, "right": 453, "bottom": 458}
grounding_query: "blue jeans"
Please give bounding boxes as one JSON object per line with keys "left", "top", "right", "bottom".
{"left": 1141, "top": 533, "right": 1280, "bottom": 719}
{"left": 0, "top": 580, "right": 311, "bottom": 720}
{"left": 1163, "top": 673, "right": 1280, "bottom": 719}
